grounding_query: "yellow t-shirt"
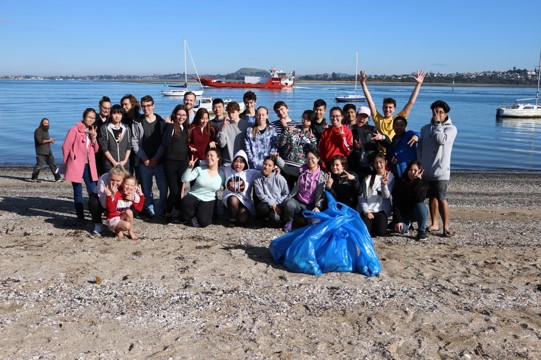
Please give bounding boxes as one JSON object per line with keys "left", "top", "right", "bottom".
{"left": 373, "top": 110, "right": 406, "bottom": 154}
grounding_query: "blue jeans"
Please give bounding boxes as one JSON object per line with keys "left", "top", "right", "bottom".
{"left": 398, "top": 202, "right": 427, "bottom": 233}
{"left": 138, "top": 163, "right": 168, "bottom": 217}
{"left": 71, "top": 163, "right": 97, "bottom": 220}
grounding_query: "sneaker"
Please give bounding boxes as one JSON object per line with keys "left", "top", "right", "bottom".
{"left": 54, "top": 176, "right": 63, "bottom": 182}
{"left": 191, "top": 217, "right": 201, "bottom": 228}
{"left": 283, "top": 221, "right": 293, "bottom": 233}
{"left": 92, "top": 223, "right": 103, "bottom": 236}
{"left": 416, "top": 231, "right": 428, "bottom": 240}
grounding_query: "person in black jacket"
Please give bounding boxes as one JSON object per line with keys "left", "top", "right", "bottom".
{"left": 162, "top": 104, "right": 190, "bottom": 223}
{"left": 348, "top": 106, "right": 391, "bottom": 181}
{"left": 325, "top": 155, "right": 360, "bottom": 209}
{"left": 391, "top": 160, "right": 428, "bottom": 240}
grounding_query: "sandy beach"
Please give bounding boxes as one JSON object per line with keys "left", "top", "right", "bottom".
{"left": 0, "top": 166, "right": 540, "bottom": 359}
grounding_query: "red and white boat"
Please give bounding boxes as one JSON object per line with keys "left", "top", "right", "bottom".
{"left": 200, "top": 68, "right": 295, "bottom": 89}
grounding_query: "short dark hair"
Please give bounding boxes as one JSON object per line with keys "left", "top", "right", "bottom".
{"left": 184, "top": 91, "right": 196, "bottom": 100}
{"left": 383, "top": 98, "right": 396, "bottom": 107}
{"left": 430, "top": 100, "right": 451, "bottom": 113}
{"left": 141, "top": 95, "right": 154, "bottom": 104}
{"left": 243, "top": 91, "right": 257, "bottom": 102}
{"left": 111, "top": 104, "right": 123, "bottom": 114}
{"left": 343, "top": 103, "right": 356, "bottom": 113}
{"left": 313, "top": 99, "right": 326, "bottom": 109}
{"left": 212, "top": 98, "right": 224, "bottom": 106}
{"left": 226, "top": 101, "right": 240, "bottom": 113}
{"left": 393, "top": 115, "right": 408, "bottom": 127}
{"left": 273, "top": 100, "right": 288, "bottom": 112}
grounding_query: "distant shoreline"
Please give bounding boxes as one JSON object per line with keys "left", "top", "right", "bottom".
{"left": 108, "top": 79, "right": 534, "bottom": 88}
{"left": 1, "top": 78, "right": 535, "bottom": 87}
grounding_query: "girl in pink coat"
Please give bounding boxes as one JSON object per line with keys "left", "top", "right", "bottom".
{"left": 62, "top": 108, "right": 100, "bottom": 220}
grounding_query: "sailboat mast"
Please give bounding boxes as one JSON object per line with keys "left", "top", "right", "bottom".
{"left": 354, "top": 51, "right": 358, "bottom": 91}
{"left": 535, "top": 51, "right": 541, "bottom": 105}
{"left": 184, "top": 39, "right": 188, "bottom": 87}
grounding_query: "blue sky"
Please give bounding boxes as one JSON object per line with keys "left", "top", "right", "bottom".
{"left": 1, "top": 0, "right": 540, "bottom": 76}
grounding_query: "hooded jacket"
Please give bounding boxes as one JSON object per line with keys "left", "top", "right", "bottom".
{"left": 253, "top": 169, "right": 290, "bottom": 207}
{"left": 98, "top": 121, "right": 132, "bottom": 172}
{"left": 417, "top": 117, "right": 457, "bottom": 181}
{"left": 222, "top": 150, "right": 260, "bottom": 214}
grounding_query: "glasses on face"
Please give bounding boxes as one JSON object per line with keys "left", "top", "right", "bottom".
{"left": 433, "top": 109, "right": 446, "bottom": 115}
{"left": 330, "top": 115, "right": 342, "bottom": 119}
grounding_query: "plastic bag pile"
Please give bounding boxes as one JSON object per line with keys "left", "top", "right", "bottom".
{"left": 269, "top": 192, "right": 381, "bottom": 277}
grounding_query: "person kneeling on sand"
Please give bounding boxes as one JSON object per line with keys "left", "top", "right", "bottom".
{"left": 89, "top": 165, "right": 134, "bottom": 235}
{"left": 105, "top": 175, "right": 145, "bottom": 239}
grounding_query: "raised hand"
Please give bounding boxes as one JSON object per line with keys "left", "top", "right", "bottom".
{"left": 341, "top": 170, "right": 354, "bottom": 181}
{"left": 414, "top": 70, "right": 426, "bottom": 84}
{"left": 381, "top": 170, "right": 390, "bottom": 185}
{"left": 188, "top": 154, "right": 197, "bottom": 169}
{"left": 353, "top": 139, "right": 361, "bottom": 149}
{"left": 326, "top": 175, "right": 334, "bottom": 188}
{"left": 359, "top": 70, "right": 368, "bottom": 83}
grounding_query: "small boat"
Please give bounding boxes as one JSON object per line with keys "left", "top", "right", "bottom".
{"left": 335, "top": 52, "right": 366, "bottom": 103}
{"left": 161, "top": 88, "right": 204, "bottom": 97}
{"left": 194, "top": 97, "right": 245, "bottom": 114}
{"left": 162, "top": 39, "right": 204, "bottom": 97}
{"left": 497, "top": 51, "right": 541, "bottom": 118}
{"left": 200, "top": 67, "right": 295, "bottom": 89}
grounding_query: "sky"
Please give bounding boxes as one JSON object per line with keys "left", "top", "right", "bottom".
{"left": 1, "top": 0, "right": 541, "bottom": 76}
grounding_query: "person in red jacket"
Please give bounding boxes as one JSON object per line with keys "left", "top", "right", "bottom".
{"left": 105, "top": 175, "right": 145, "bottom": 239}
{"left": 318, "top": 107, "right": 353, "bottom": 169}
{"left": 189, "top": 108, "right": 216, "bottom": 166}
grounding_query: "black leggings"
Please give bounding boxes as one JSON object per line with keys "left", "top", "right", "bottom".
{"left": 180, "top": 193, "right": 215, "bottom": 227}
{"left": 164, "top": 159, "right": 188, "bottom": 214}
{"left": 88, "top": 193, "right": 104, "bottom": 224}
{"left": 362, "top": 211, "right": 388, "bottom": 237}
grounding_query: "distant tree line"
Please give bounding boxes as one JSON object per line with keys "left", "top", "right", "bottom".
{"left": 298, "top": 68, "right": 539, "bottom": 85}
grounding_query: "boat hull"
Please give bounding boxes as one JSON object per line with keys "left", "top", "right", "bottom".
{"left": 335, "top": 95, "right": 366, "bottom": 103}
{"left": 496, "top": 104, "right": 541, "bottom": 118}
{"left": 200, "top": 77, "right": 293, "bottom": 89}
{"left": 161, "top": 89, "right": 204, "bottom": 97}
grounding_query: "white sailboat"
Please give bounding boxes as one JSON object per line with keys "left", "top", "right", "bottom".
{"left": 162, "top": 39, "right": 204, "bottom": 97}
{"left": 335, "top": 52, "right": 366, "bottom": 103}
{"left": 496, "top": 50, "right": 541, "bottom": 118}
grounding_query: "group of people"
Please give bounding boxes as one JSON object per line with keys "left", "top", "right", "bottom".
{"left": 36, "top": 70, "right": 456, "bottom": 240}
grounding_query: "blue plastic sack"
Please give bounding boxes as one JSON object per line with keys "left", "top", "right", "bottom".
{"left": 269, "top": 192, "right": 381, "bottom": 277}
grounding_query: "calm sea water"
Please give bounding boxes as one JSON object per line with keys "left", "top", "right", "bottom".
{"left": 0, "top": 80, "right": 540, "bottom": 170}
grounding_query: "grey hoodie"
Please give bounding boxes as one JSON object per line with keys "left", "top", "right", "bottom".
{"left": 417, "top": 117, "right": 457, "bottom": 181}
{"left": 253, "top": 169, "right": 290, "bottom": 207}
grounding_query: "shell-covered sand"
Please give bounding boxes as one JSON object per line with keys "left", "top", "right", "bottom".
{"left": 1, "top": 166, "right": 540, "bottom": 359}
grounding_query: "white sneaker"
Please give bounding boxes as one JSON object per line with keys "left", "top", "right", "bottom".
{"left": 92, "top": 223, "right": 103, "bottom": 235}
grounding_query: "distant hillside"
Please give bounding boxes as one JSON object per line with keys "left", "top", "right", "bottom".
{"left": 226, "top": 68, "right": 268, "bottom": 79}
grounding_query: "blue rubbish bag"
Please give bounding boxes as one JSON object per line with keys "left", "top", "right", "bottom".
{"left": 269, "top": 192, "right": 381, "bottom": 277}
